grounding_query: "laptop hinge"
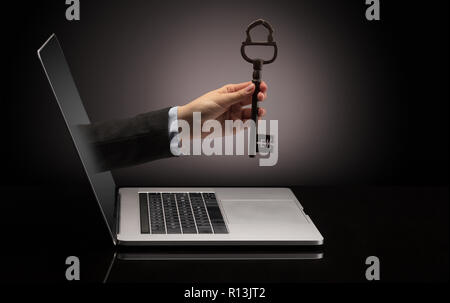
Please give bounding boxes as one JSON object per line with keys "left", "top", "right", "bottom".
{"left": 113, "top": 189, "right": 121, "bottom": 243}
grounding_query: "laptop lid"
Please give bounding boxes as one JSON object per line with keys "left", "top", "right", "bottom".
{"left": 38, "top": 34, "right": 117, "bottom": 244}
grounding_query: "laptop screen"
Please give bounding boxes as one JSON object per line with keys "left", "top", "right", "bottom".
{"left": 38, "top": 34, "right": 117, "bottom": 243}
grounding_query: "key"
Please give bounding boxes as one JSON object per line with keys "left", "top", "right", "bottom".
{"left": 241, "top": 19, "right": 277, "bottom": 157}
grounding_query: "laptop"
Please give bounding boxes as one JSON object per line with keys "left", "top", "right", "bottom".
{"left": 38, "top": 34, "right": 323, "bottom": 247}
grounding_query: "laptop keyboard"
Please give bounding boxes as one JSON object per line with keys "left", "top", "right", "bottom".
{"left": 139, "top": 192, "right": 228, "bottom": 234}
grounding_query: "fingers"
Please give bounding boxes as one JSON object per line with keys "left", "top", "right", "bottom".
{"left": 258, "top": 107, "right": 266, "bottom": 118}
{"left": 259, "top": 81, "right": 268, "bottom": 98}
{"left": 216, "top": 83, "right": 255, "bottom": 107}
{"left": 217, "top": 81, "right": 268, "bottom": 107}
{"left": 257, "top": 92, "right": 265, "bottom": 101}
{"left": 241, "top": 107, "right": 266, "bottom": 120}
{"left": 240, "top": 81, "right": 268, "bottom": 105}
{"left": 219, "top": 82, "right": 252, "bottom": 94}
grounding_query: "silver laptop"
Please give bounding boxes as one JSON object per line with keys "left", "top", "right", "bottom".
{"left": 38, "top": 34, "right": 323, "bottom": 247}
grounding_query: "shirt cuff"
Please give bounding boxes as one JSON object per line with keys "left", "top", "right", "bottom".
{"left": 168, "top": 106, "right": 182, "bottom": 156}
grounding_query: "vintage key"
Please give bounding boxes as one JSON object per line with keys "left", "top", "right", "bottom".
{"left": 241, "top": 19, "right": 277, "bottom": 157}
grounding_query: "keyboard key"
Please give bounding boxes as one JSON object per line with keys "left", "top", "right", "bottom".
{"left": 162, "top": 193, "right": 181, "bottom": 232}
{"left": 141, "top": 192, "right": 228, "bottom": 235}
{"left": 202, "top": 193, "right": 228, "bottom": 234}
{"left": 148, "top": 193, "right": 166, "bottom": 234}
{"left": 139, "top": 193, "right": 150, "bottom": 234}
{"left": 197, "top": 226, "right": 213, "bottom": 234}
{"left": 182, "top": 227, "right": 197, "bottom": 234}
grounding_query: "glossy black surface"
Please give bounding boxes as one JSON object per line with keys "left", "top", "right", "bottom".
{"left": 0, "top": 186, "right": 447, "bottom": 283}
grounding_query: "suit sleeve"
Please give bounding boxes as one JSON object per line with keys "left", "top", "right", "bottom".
{"left": 76, "top": 107, "right": 175, "bottom": 172}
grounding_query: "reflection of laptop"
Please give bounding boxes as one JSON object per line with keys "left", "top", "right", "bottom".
{"left": 38, "top": 34, "right": 323, "bottom": 246}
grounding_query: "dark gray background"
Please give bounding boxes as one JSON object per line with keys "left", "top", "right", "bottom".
{"left": 50, "top": 0, "right": 395, "bottom": 186}
{"left": 4, "top": 0, "right": 448, "bottom": 187}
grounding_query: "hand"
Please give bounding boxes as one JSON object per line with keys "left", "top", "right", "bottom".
{"left": 178, "top": 81, "right": 268, "bottom": 137}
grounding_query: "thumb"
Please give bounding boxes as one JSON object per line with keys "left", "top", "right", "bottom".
{"left": 217, "top": 83, "right": 255, "bottom": 106}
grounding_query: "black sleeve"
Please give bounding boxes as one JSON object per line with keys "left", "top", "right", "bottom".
{"left": 76, "top": 107, "right": 174, "bottom": 172}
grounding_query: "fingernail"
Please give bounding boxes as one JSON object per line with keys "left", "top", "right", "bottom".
{"left": 245, "top": 84, "right": 254, "bottom": 93}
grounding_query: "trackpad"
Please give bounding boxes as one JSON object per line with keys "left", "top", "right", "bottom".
{"left": 221, "top": 200, "right": 309, "bottom": 236}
